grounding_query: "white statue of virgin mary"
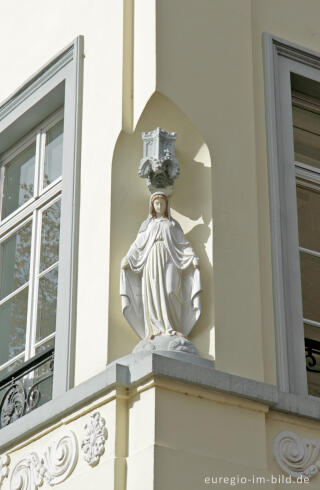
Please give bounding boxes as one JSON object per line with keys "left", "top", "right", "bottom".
{"left": 120, "top": 192, "right": 201, "bottom": 340}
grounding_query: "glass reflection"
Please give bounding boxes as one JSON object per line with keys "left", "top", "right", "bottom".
{"left": 0, "top": 221, "right": 32, "bottom": 300}
{"left": 297, "top": 186, "right": 320, "bottom": 252}
{"left": 2, "top": 143, "right": 36, "bottom": 218}
{"left": 36, "top": 267, "right": 58, "bottom": 342}
{"left": 0, "top": 356, "right": 24, "bottom": 380}
{"left": 35, "top": 336, "right": 55, "bottom": 355}
{"left": 293, "top": 105, "right": 320, "bottom": 169}
{"left": 300, "top": 252, "right": 320, "bottom": 323}
{"left": 0, "top": 287, "right": 28, "bottom": 365}
{"left": 40, "top": 201, "right": 61, "bottom": 273}
{"left": 43, "top": 120, "right": 63, "bottom": 188}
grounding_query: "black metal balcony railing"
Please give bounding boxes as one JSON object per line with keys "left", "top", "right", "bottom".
{"left": 305, "top": 338, "right": 320, "bottom": 373}
{"left": 0, "top": 347, "right": 54, "bottom": 428}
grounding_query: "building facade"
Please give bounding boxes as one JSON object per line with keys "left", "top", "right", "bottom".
{"left": 0, "top": 1, "right": 320, "bottom": 488}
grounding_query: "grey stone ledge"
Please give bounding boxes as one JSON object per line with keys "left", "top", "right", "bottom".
{"left": 0, "top": 363, "right": 129, "bottom": 450}
{"left": 1, "top": 351, "right": 320, "bottom": 452}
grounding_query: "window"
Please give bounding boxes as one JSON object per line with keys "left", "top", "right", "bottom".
{"left": 292, "top": 77, "right": 320, "bottom": 396}
{"left": 264, "top": 35, "right": 320, "bottom": 396}
{"left": 0, "top": 38, "right": 83, "bottom": 427}
{"left": 0, "top": 111, "right": 62, "bottom": 370}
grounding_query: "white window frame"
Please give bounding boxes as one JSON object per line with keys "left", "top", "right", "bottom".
{"left": 0, "top": 37, "right": 83, "bottom": 399}
{"left": 263, "top": 33, "right": 320, "bottom": 395}
{"left": 0, "top": 109, "right": 62, "bottom": 367}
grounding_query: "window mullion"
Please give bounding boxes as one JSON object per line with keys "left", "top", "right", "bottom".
{"left": 24, "top": 209, "right": 42, "bottom": 360}
{"left": 38, "top": 132, "right": 46, "bottom": 195}
{"left": 0, "top": 165, "right": 5, "bottom": 220}
{"left": 34, "top": 132, "right": 45, "bottom": 199}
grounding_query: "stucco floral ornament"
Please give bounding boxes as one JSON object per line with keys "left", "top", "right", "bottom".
{"left": 0, "top": 454, "right": 10, "bottom": 486}
{"left": 81, "top": 412, "right": 107, "bottom": 467}
{"left": 10, "top": 431, "right": 78, "bottom": 489}
{"left": 273, "top": 431, "right": 320, "bottom": 479}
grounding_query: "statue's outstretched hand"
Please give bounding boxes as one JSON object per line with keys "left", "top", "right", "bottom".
{"left": 192, "top": 257, "right": 200, "bottom": 269}
{"left": 121, "top": 257, "right": 130, "bottom": 270}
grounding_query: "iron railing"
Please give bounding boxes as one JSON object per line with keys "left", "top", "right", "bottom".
{"left": 305, "top": 338, "right": 320, "bottom": 374}
{"left": 0, "top": 347, "right": 54, "bottom": 428}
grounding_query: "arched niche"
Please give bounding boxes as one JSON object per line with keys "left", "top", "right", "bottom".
{"left": 108, "top": 92, "right": 214, "bottom": 362}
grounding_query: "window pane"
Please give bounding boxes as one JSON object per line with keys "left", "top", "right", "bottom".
{"left": 0, "top": 221, "right": 32, "bottom": 300}
{"left": 32, "top": 359, "right": 54, "bottom": 408}
{"left": 300, "top": 252, "right": 320, "bottom": 323}
{"left": 2, "top": 143, "right": 36, "bottom": 218}
{"left": 35, "top": 336, "right": 55, "bottom": 355}
{"left": 0, "top": 287, "right": 28, "bottom": 365}
{"left": 36, "top": 267, "right": 58, "bottom": 342}
{"left": 43, "top": 120, "right": 63, "bottom": 188}
{"left": 40, "top": 200, "right": 61, "bottom": 272}
{"left": 293, "top": 125, "right": 320, "bottom": 169}
{"left": 0, "top": 356, "right": 24, "bottom": 378}
{"left": 297, "top": 186, "right": 320, "bottom": 252}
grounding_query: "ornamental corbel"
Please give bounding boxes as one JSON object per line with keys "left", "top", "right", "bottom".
{"left": 138, "top": 127, "right": 180, "bottom": 195}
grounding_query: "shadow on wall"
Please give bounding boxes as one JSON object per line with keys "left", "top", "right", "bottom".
{"left": 108, "top": 91, "right": 214, "bottom": 362}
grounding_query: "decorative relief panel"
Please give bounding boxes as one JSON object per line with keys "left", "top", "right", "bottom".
{"left": 273, "top": 431, "right": 320, "bottom": 479}
{"left": 2, "top": 413, "right": 108, "bottom": 488}
{"left": 10, "top": 431, "right": 78, "bottom": 489}
{"left": 10, "top": 453, "right": 42, "bottom": 490}
{"left": 0, "top": 455, "right": 10, "bottom": 487}
{"left": 41, "top": 431, "right": 78, "bottom": 485}
{"left": 81, "top": 412, "right": 107, "bottom": 467}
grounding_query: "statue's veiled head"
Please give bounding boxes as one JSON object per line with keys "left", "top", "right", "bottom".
{"left": 150, "top": 192, "right": 169, "bottom": 219}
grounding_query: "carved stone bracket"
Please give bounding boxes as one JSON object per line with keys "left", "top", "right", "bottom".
{"left": 138, "top": 127, "right": 180, "bottom": 195}
{"left": 10, "top": 430, "right": 78, "bottom": 489}
{"left": 273, "top": 431, "right": 320, "bottom": 479}
{"left": 81, "top": 412, "right": 107, "bottom": 467}
{"left": 0, "top": 454, "right": 10, "bottom": 487}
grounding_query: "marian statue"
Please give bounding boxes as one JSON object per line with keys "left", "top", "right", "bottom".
{"left": 120, "top": 191, "right": 201, "bottom": 340}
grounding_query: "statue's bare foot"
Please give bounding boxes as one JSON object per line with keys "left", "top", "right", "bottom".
{"left": 147, "top": 332, "right": 162, "bottom": 340}
{"left": 166, "top": 330, "right": 187, "bottom": 339}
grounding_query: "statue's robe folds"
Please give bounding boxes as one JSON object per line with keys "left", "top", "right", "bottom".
{"left": 120, "top": 217, "right": 201, "bottom": 339}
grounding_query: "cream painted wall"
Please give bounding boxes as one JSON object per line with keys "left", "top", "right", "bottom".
{"left": 108, "top": 0, "right": 272, "bottom": 382}
{"left": 266, "top": 411, "right": 320, "bottom": 490}
{"left": 155, "top": 0, "right": 266, "bottom": 382}
{"left": 0, "top": 0, "right": 276, "bottom": 386}
{"left": 5, "top": 376, "right": 320, "bottom": 490}
{"left": 4, "top": 2, "right": 320, "bottom": 489}
{"left": 3, "top": 0, "right": 320, "bottom": 393}
{"left": 1, "top": 391, "right": 123, "bottom": 490}
{"left": 0, "top": 1, "right": 124, "bottom": 386}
